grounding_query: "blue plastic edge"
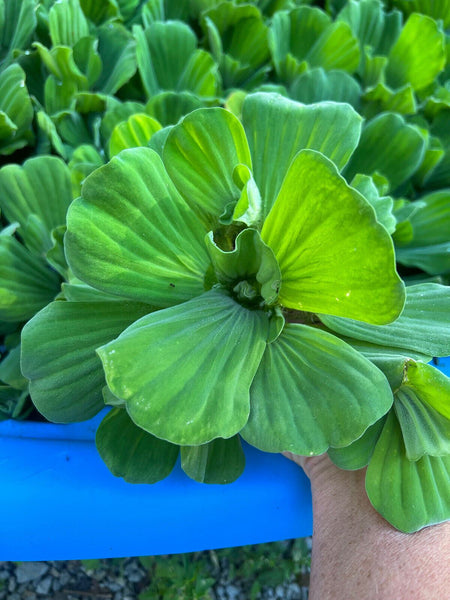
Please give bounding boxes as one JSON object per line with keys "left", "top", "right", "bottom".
{"left": 0, "top": 356, "right": 448, "bottom": 561}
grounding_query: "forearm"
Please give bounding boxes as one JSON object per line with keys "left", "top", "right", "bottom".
{"left": 293, "top": 455, "right": 450, "bottom": 600}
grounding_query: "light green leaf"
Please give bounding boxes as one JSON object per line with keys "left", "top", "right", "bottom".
{"left": 0, "top": 64, "right": 34, "bottom": 154}
{"left": 320, "top": 283, "right": 450, "bottom": 357}
{"left": 392, "top": 0, "right": 450, "bottom": 29}
{"left": 49, "top": 0, "right": 89, "bottom": 47}
{"left": 73, "top": 36, "right": 102, "bottom": 87}
{"left": 366, "top": 410, "right": 450, "bottom": 532}
{"left": 401, "top": 360, "right": 450, "bottom": 421}
{"left": 21, "top": 301, "right": 151, "bottom": 422}
{"left": 290, "top": 68, "right": 361, "bottom": 109}
{"left": 261, "top": 150, "right": 405, "bottom": 323}
{"left": 205, "top": 228, "right": 281, "bottom": 305}
{"left": 96, "top": 408, "right": 179, "bottom": 483}
{"left": 65, "top": 148, "right": 211, "bottom": 307}
{"left": 34, "top": 42, "right": 88, "bottom": 89}
{"left": 0, "top": 344, "right": 28, "bottom": 390}
{"left": 242, "top": 93, "right": 362, "bottom": 217}
{"left": 181, "top": 435, "right": 245, "bottom": 484}
{"left": 362, "top": 82, "right": 416, "bottom": 118}
{"left": 44, "top": 75, "right": 77, "bottom": 114}
{"left": 328, "top": 416, "right": 386, "bottom": 470}
{"left": 0, "top": 230, "right": 60, "bottom": 322}
{"left": 69, "top": 143, "right": 104, "bottom": 196}
{"left": 36, "top": 111, "right": 69, "bottom": 159}
{"left": 108, "top": 113, "right": 162, "bottom": 157}
{"left": 386, "top": 13, "right": 445, "bottom": 92}
{"left": 344, "top": 112, "right": 426, "bottom": 191}
{"left": 0, "top": 156, "right": 72, "bottom": 254}
{"left": 97, "top": 289, "right": 269, "bottom": 445}
{"left": 350, "top": 174, "right": 396, "bottom": 234}
{"left": 96, "top": 23, "right": 137, "bottom": 94}
{"left": 100, "top": 100, "right": 145, "bottom": 144}
{"left": 145, "top": 91, "right": 206, "bottom": 126}
{"left": 163, "top": 107, "right": 252, "bottom": 227}
{"left": 242, "top": 324, "right": 393, "bottom": 454}
{"left": 141, "top": 0, "right": 189, "bottom": 26}
{"left": 46, "top": 225, "right": 68, "bottom": 279}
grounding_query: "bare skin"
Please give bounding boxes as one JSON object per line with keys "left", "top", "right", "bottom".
{"left": 284, "top": 452, "right": 450, "bottom": 600}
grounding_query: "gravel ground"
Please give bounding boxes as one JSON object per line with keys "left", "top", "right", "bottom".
{"left": 0, "top": 545, "right": 310, "bottom": 600}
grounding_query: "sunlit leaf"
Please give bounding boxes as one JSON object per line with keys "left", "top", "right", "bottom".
{"left": 261, "top": 150, "right": 405, "bottom": 323}
{"left": 181, "top": 435, "right": 245, "bottom": 484}
{"left": 66, "top": 147, "right": 211, "bottom": 306}
{"left": 108, "top": 113, "right": 161, "bottom": 157}
{"left": 49, "top": 0, "right": 90, "bottom": 47}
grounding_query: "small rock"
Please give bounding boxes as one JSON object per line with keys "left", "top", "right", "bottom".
{"left": 275, "top": 584, "right": 285, "bottom": 598}
{"left": 8, "top": 578, "right": 16, "bottom": 592}
{"left": 226, "top": 584, "right": 240, "bottom": 600}
{"left": 105, "top": 582, "right": 122, "bottom": 592}
{"left": 59, "top": 572, "right": 70, "bottom": 586}
{"left": 50, "top": 568, "right": 60, "bottom": 577}
{"left": 36, "top": 576, "right": 52, "bottom": 595}
{"left": 52, "top": 580, "right": 61, "bottom": 592}
{"left": 215, "top": 584, "right": 226, "bottom": 600}
{"left": 0, "top": 570, "right": 9, "bottom": 580}
{"left": 16, "top": 563, "right": 49, "bottom": 584}
{"left": 128, "top": 571, "right": 144, "bottom": 583}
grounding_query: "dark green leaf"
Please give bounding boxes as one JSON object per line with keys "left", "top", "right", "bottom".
{"left": 181, "top": 435, "right": 245, "bottom": 484}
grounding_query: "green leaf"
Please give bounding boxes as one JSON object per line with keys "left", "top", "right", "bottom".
{"left": 395, "top": 386, "right": 450, "bottom": 461}
{"left": 386, "top": 13, "right": 445, "bottom": 92}
{"left": 0, "top": 0, "right": 37, "bottom": 62}
{"left": 396, "top": 190, "right": 450, "bottom": 275}
{"left": 79, "top": 0, "right": 120, "bottom": 24}
{"left": 46, "top": 225, "right": 69, "bottom": 279}
{"left": 108, "top": 113, "right": 162, "bottom": 157}
{"left": 68, "top": 143, "right": 104, "bottom": 196}
{"left": 141, "top": 0, "right": 190, "bottom": 26}
{"left": 242, "top": 324, "right": 393, "bottom": 454}
{"left": 163, "top": 107, "right": 252, "bottom": 227}
{"left": 181, "top": 435, "right": 245, "bottom": 484}
{"left": 96, "top": 408, "right": 179, "bottom": 483}
{"left": 34, "top": 42, "right": 88, "bottom": 89}
{"left": 328, "top": 416, "right": 386, "bottom": 470}
{"left": 44, "top": 75, "right": 77, "bottom": 114}
{"left": 242, "top": 92, "right": 362, "bottom": 217}
{"left": 0, "top": 344, "right": 28, "bottom": 390}
{"left": 401, "top": 360, "right": 450, "bottom": 421}
{"left": 0, "top": 64, "right": 34, "bottom": 154}
{"left": 0, "top": 229, "right": 60, "bottom": 322}
{"left": 49, "top": 0, "right": 90, "bottom": 47}
{"left": 96, "top": 23, "right": 137, "bottom": 94}
{"left": 350, "top": 174, "right": 396, "bottom": 234}
{"left": 100, "top": 100, "right": 145, "bottom": 144}
{"left": 65, "top": 147, "right": 211, "bottom": 307}
{"left": 344, "top": 112, "right": 426, "bottom": 191}
{"left": 362, "top": 82, "right": 416, "bottom": 119}
{"left": 320, "top": 283, "right": 450, "bottom": 358}
{"left": 290, "top": 68, "right": 361, "bottom": 109}
{"left": 73, "top": 36, "right": 102, "bottom": 87}
{"left": 393, "top": 0, "right": 450, "bottom": 29}
{"left": 0, "top": 156, "right": 72, "bottom": 254}
{"left": 261, "top": 150, "right": 405, "bottom": 324}
{"left": 134, "top": 21, "right": 219, "bottom": 97}
{"left": 21, "top": 300, "right": 151, "bottom": 422}
{"left": 366, "top": 410, "right": 450, "bottom": 532}
{"left": 205, "top": 228, "right": 281, "bottom": 305}
{"left": 36, "top": 110, "right": 68, "bottom": 159}
{"left": 145, "top": 91, "right": 206, "bottom": 126}
{"left": 97, "top": 289, "right": 269, "bottom": 445}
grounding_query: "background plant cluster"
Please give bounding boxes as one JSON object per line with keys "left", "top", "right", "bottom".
{"left": 0, "top": 0, "right": 449, "bottom": 534}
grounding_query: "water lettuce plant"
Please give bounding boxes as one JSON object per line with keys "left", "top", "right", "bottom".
{"left": 0, "top": 0, "right": 448, "bottom": 535}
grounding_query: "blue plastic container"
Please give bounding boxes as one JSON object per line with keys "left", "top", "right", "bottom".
{"left": 0, "top": 410, "right": 312, "bottom": 561}
{"left": 1, "top": 356, "right": 448, "bottom": 561}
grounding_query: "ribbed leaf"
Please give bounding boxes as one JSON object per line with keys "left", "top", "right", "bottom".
{"left": 0, "top": 64, "right": 33, "bottom": 154}
{"left": 290, "top": 68, "right": 361, "bottom": 108}
{"left": 344, "top": 112, "right": 426, "bottom": 191}
{"left": 261, "top": 150, "right": 405, "bottom": 323}
{"left": 97, "top": 289, "right": 269, "bottom": 445}
{"left": 163, "top": 107, "right": 252, "bottom": 227}
{"left": 396, "top": 190, "right": 450, "bottom": 274}
{"left": 96, "top": 408, "right": 179, "bottom": 483}
{"left": 0, "top": 230, "right": 60, "bottom": 322}
{"left": 96, "top": 23, "right": 137, "bottom": 94}
{"left": 79, "top": 0, "right": 120, "bottom": 24}
{"left": 350, "top": 174, "right": 396, "bottom": 234}
{"left": 146, "top": 91, "right": 206, "bottom": 126}
{"left": 321, "top": 283, "right": 450, "bottom": 357}
{"left": 366, "top": 410, "right": 450, "bottom": 532}
{"left": 242, "top": 93, "right": 362, "bottom": 217}
{"left": 181, "top": 435, "right": 245, "bottom": 484}
{"left": 0, "top": 0, "right": 37, "bottom": 62}
{"left": 242, "top": 324, "right": 393, "bottom": 454}
{"left": 108, "top": 113, "right": 162, "bottom": 157}
{"left": 393, "top": 0, "right": 450, "bottom": 28}
{"left": 307, "top": 21, "right": 360, "bottom": 72}
{"left": 328, "top": 416, "right": 386, "bottom": 470}
{"left": 33, "top": 42, "right": 88, "bottom": 89}
{"left": 386, "top": 13, "right": 445, "bottom": 92}
{"left": 21, "top": 301, "right": 151, "bottom": 422}
{"left": 68, "top": 143, "right": 104, "bottom": 196}
{"left": 0, "top": 156, "right": 72, "bottom": 254}
{"left": 49, "top": 0, "right": 90, "bottom": 47}
{"left": 65, "top": 148, "right": 211, "bottom": 307}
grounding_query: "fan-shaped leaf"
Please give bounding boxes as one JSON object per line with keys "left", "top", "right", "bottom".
{"left": 49, "top": 0, "right": 89, "bottom": 47}
{"left": 108, "top": 113, "right": 162, "bottom": 157}
{"left": 97, "top": 289, "right": 269, "bottom": 445}
{"left": 181, "top": 435, "right": 245, "bottom": 484}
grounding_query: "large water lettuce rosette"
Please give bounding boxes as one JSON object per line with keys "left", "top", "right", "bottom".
{"left": 22, "top": 93, "right": 406, "bottom": 483}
